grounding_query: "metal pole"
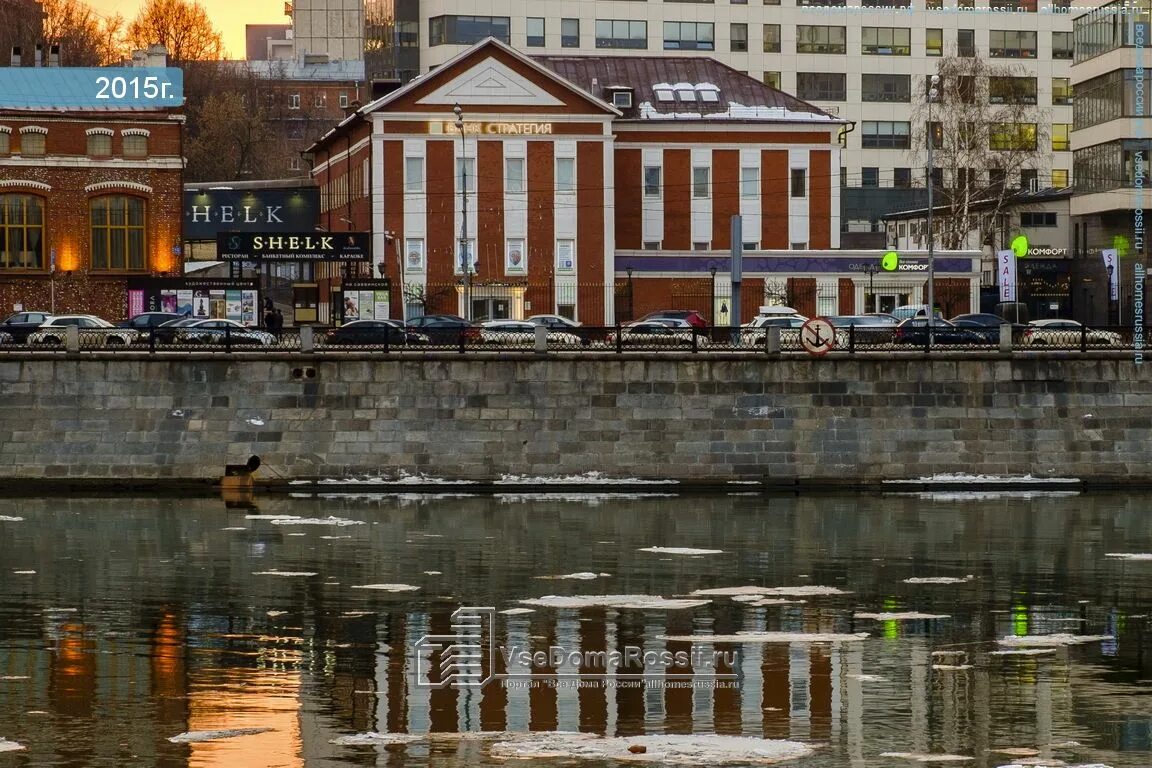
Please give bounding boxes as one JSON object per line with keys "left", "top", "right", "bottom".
{"left": 710, "top": 266, "right": 717, "bottom": 324}
{"left": 454, "top": 103, "right": 470, "bottom": 321}
{"left": 927, "top": 74, "right": 939, "bottom": 344}
{"left": 869, "top": 266, "right": 875, "bottom": 312}
{"left": 627, "top": 266, "right": 634, "bottom": 321}
{"left": 730, "top": 216, "right": 743, "bottom": 343}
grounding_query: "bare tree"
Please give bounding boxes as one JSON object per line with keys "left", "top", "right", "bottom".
{"left": 40, "top": 0, "right": 125, "bottom": 65}
{"left": 125, "top": 0, "right": 224, "bottom": 62}
{"left": 910, "top": 53, "right": 1049, "bottom": 251}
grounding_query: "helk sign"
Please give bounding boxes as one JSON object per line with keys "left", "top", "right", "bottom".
{"left": 183, "top": 187, "right": 320, "bottom": 241}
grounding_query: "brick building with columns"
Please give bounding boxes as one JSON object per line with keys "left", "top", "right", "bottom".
{"left": 308, "top": 37, "right": 979, "bottom": 325}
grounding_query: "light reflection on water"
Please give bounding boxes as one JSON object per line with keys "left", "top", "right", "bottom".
{"left": 0, "top": 492, "right": 1148, "bottom": 767}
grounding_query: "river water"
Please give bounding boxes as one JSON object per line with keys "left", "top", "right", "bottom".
{"left": 0, "top": 491, "right": 1149, "bottom": 767}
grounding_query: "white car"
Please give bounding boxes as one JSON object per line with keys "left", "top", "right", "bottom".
{"left": 527, "top": 314, "right": 582, "bottom": 329}
{"left": 176, "top": 319, "right": 277, "bottom": 346}
{"left": 1021, "top": 319, "right": 1123, "bottom": 348}
{"left": 740, "top": 314, "right": 808, "bottom": 347}
{"left": 27, "top": 315, "right": 138, "bottom": 347}
{"left": 478, "top": 320, "right": 582, "bottom": 347}
{"left": 607, "top": 319, "right": 709, "bottom": 348}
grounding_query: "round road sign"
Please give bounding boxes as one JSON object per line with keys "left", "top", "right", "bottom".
{"left": 800, "top": 317, "right": 837, "bottom": 357}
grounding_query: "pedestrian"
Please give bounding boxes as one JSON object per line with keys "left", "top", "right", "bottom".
{"left": 271, "top": 308, "right": 284, "bottom": 339}
{"left": 264, "top": 305, "right": 275, "bottom": 331}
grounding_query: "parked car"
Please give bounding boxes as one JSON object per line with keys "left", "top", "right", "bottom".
{"left": 152, "top": 317, "right": 204, "bottom": 344}
{"left": 950, "top": 313, "right": 1007, "bottom": 327}
{"left": 740, "top": 313, "right": 808, "bottom": 347}
{"left": 639, "top": 309, "right": 709, "bottom": 329}
{"left": 892, "top": 318, "right": 994, "bottom": 346}
{"left": 825, "top": 315, "right": 897, "bottom": 347}
{"left": 607, "top": 318, "right": 708, "bottom": 348}
{"left": 478, "top": 320, "right": 582, "bottom": 347}
{"left": 407, "top": 314, "right": 476, "bottom": 344}
{"left": 27, "top": 315, "right": 138, "bottom": 347}
{"left": 527, "top": 314, "right": 582, "bottom": 329}
{"left": 891, "top": 304, "right": 944, "bottom": 321}
{"left": 1021, "top": 319, "right": 1123, "bottom": 348}
{"left": 174, "top": 319, "right": 276, "bottom": 346}
{"left": 0, "top": 311, "right": 53, "bottom": 343}
{"left": 325, "top": 319, "right": 429, "bottom": 346}
{"left": 118, "top": 312, "right": 184, "bottom": 337}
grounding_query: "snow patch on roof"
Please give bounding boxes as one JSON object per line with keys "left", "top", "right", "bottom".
{"left": 637, "top": 101, "right": 838, "bottom": 122}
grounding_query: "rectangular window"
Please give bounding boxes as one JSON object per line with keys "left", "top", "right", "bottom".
{"left": 1052, "top": 78, "right": 1073, "bottom": 105}
{"left": 0, "top": 133, "right": 9, "bottom": 154}
{"left": 664, "top": 21, "right": 714, "bottom": 50}
{"left": 90, "top": 195, "right": 146, "bottom": 272}
{"left": 1021, "top": 211, "right": 1057, "bottom": 227}
{"left": 1052, "top": 168, "right": 1069, "bottom": 188}
{"left": 989, "top": 123, "right": 1037, "bottom": 151}
{"left": 20, "top": 133, "right": 44, "bottom": 156}
{"left": 555, "top": 157, "right": 575, "bottom": 193}
{"left": 730, "top": 23, "right": 748, "bottom": 52}
{"left": 989, "top": 77, "right": 1037, "bottom": 104}
{"left": 1020, "top": 168, "right": 1038, "bottom": 190}
{"left": 405, "top": 157, "right": 423, "bottom": 192}
{"left": 862, "top": 27, "right": 911, "bottom": 55}
{"left": 526, "top": 17, "right": 545, "bottom": 47}
{"left": 745, "top": 242, "right": 760, "bottom": 251}
{"left": 926, "top": 28, "right": 943, "bottom": 56}
{"left": 561, "top": 18, "right": 579, "bottom": 47}
{"left": 957, "top": 29, "right": 976, "bottom": 57}
{"left": 314, "top": 92, "right": 326, "bottom": 107}
{"left": 861, "top": 73, "right": 910, "bottom": 102}
{"left": 289, "top": 94, "right": 300, "bottom": 109}
{"left": 643, "top": 241, "right": 660, "bottom": 251}
{"left": 861, "top": 121, "right": 911, "bottom": 149}
{"left": 429, "top": 15, "right": 511, "bottom": 46}
{"left": 862, "top": 167, "right": 879, "bottom": 187}
{"left": 693, "top": 167, "right": 710, "bottom": 198}
{"left": 1052, "top": 123, "right": 1070, "bottom": 151}
{"left": 596, "top": 19, "right": 647, "bottom": 49}
{"left": 797, "top": 72, "right": 846, "bottom": 101}
{"left": 763, "top": 24, "right": 781, "bottom": 53}
{"left": 928, "top": 122, "right": 943, "bottom": 149}
{"left": 763, "top": 71, "right": 781, "bottom": 89}
{"left": 87, "top": 133, "right": 111, "bottom": 156}
{"left": 990, "top": 29, "right": 1037, "bottom": 58}
{"left": 740, "top": 167, "right": 758, "bottom": 198}
{"left": 1052, "top": 31, "right": 1073, "bottom": 59}
{"left": 0, "top": 193, "right": 43, "bottom": 269}
{"left": 644, "top": 166, "right": 661, "bottom": 197}
{"left": 456, "top": 157, "right": 475, "bottom": 193}
{"left": 791, "top": 169, "right": 806, "bottom": 197}
{"left": 338, "top": 92, "right": 349, "bottom": 108}
{"left": 796, "top": 25, "right": 846, "bottom": 54}
{"left": 894, "top": 167, "right": 912, "bottom": 188}
{"left": 506, "top": 157, "right": 524, "bottom": 193}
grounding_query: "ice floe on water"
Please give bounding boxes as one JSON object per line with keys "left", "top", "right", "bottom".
{"left": 0, "top": 739, "right": 25, "bottom": 752}
{"left": 267, "top": 610, "right": 289, "bottom": 617}
{"left": 1104, "top": 552, "right": 1152, "bottom": 560}
{"left": 252, "top": 571, "right": 318, "bottom": 577}
{"left": 518, "top": 595, "right": 710, "bottom": 610}
{"left": 246, "top": 514, "right": 301, "bottom": 520}
{"left": 847, "top": 673, "right": 886, "bottom": 682}
{"left": 270, "top": 516, "right": 365, "bottom": 527}
{"left": 991, "top": 747, "right": 1041, "bottom": 757}
{"left": 350, "top": 583, "right": 420, "bottom": 592}
{"left": 12, "top": 570, "right": 34, "bottom": 575}
{"left": 903, "top": 576, "right": 975, "bottom": 585}
{"left": 639, "top": 547, "right": 724, "bottom": 555}
{"left": 423, "top": 570, "right": 442, "bottom": 575}
{"left": 488, "top": 732, "right": 814, "bottom": 764}
{"left": 168, "top": 728, "right": 275, "bottom": 743}
{"left": 659, "top": 631, "right": 869, "bottom": 643}
{"left": 0, "top": 516, "right": 24, "bottom": 522}
{"left": 989, "top": 648, "right": 1059, "bottom": 656}
{"left": 691, "top": 585, "right": 848, "bottom": 597}
{"left": 0, "top": 676, "right": 30, "bottom": 680}
{"left": 500, "top": 608, "right": 536, "bottom": 615}
{"left": 535, "top": 572, "right": 610, "bottom": 580}
{"left": 498, "top": 493, "right": 677, "bottom": 504}
{"left": 316, "top": 472, "right": 478, "bottom": 485}
{"left": 855, "top": 611, "right": 950, "bottom": 621}
{"left": 330, "top": 732, "right": 423, "bottom": 746}
{"left": 497, "top": 472, "right": 679, "bottom": 485}
{"left": 886, "top": 473, "right": 1080, "bottom": 485}
{"left": 907, "top": 491, "right": 1080, "bottom": 501}
{"left": 997, "top": 634, "right": 1113, "bottom": 647}
{"left": 881, "top": 752, "right": 974, "bottom": 762}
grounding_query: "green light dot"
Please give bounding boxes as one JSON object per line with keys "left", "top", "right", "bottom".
{"left": 1113, "top": 235, "right": 1131, "bottom": 258}
{"left": 881, "top": 251, "right": 899, "bottom": 271}
{"left": 1011, "top": 235, "right": 1029, "bottom": 259}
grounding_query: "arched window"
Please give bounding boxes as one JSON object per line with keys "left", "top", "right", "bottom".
{"left": 90, "top": 195, "right": 146, "bottom": 271}
{"left": 0, "top": 194, "right": 44, "bottom": 269}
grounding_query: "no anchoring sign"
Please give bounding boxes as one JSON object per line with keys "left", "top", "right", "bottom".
{"left": 800, "top": 318, "right": 837, "bottom": 357}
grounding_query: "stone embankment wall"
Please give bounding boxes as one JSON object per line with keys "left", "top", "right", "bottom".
{"left": 0, "top": 354, "right": 1147, "bottom": 485}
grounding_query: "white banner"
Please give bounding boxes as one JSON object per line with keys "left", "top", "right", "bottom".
{"left": 1102, "top": 248, "right": 1119, "bottom": 301}
{"left": 997, "top": 249, "right": 1016, "bottom": 302}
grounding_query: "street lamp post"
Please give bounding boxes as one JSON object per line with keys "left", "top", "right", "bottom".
{"left": 864, "top": 264, "right": 878, "bottom": 312}
{"left": 709, "top": 265, "right": 717, "bottom": 324}
{"left": 926, "top": 74, "right": 939, "bottom": 344}
{"left": 453, "top": 103, "right": 471, "bottom": 321}
{"left": 626, "top": 266, "right": 634, "bottom": 321}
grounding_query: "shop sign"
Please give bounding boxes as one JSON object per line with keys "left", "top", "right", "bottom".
{"left": 217, "top": 231, "right": 371, "bottom": 261}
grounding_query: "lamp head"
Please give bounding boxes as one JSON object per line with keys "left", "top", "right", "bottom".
{"left": 710, "top": 265, "right": 717, "bottom": 276}
{"left": 453, "top": 103, "right": 462, "bottom": 118}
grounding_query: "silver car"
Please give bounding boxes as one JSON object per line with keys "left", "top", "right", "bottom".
{"left": 27, "top": 315, "right": 138, "bottom": 347}
{"left": 1021, "top": 319, "right": 1122, "bottom": 348}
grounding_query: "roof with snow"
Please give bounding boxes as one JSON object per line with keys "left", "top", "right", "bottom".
{"left": 533, "top": 55, "right": 846, "bottom": 124}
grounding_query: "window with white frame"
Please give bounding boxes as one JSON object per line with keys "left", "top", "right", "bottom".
{"left": 405, "top": 157, "right": 423, "bottom": 192}
{"left": 693, "top": 167, "right": 710, "bottom": 198}
{"left": 791, "top": 168, "right": 807, "bottom": 197}
{"left": 644, "top": 166, "right": 661, "bottom": 197}
{"left": 740, "top": 166, "right": 759, "bottom": 198}
{"left": 506, "top": 157, "right": 524, "bottom": 193}
{"left": 556, "top": 157, "right": 575, "bottom": 192}
{"left": 289, "top": 93, "right": 300, "bottom": 109}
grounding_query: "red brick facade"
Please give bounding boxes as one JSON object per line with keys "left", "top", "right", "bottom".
{"left": 0, "top": 110, "right": 183, "bottom": 320}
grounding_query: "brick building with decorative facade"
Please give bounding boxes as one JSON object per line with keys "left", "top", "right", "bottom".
{"left": 0, "top": 105, "right": 185, "bottom": 320}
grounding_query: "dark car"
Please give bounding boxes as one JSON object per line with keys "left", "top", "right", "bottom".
{"left": 407, "top": 314, "right": 476, "bottom": 344}
{"left": 0, "top": 311, "right": 54, "bottom": 343}
{"left": 639, "top": 309, "right": 709, "bottom": 329}
{"left": 119, "top": 312, "right": 184, "bottom": 340}
{"left": 152, "top": 317, "right": 205, "bottom": 344}
{"left": 950, "top": 313, "right": 1007, "bottom": 327}
{"left": 326, "top": 319, "right": 429, "bottom": 346}
{"left": 893, "top": 318, "right": 995, "bottom": 346}
{"left": 825, "top": 315, "right": 897, "bottom": 346}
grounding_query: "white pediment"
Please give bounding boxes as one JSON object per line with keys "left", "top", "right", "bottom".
{"left": 416, "top": 58, "right": 565, "bottom": 107}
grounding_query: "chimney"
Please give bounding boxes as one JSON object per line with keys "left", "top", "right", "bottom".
{"left": 10, "top": 47, "right": 20, "bottom": 67}
{"left": 34, "top": 43, "right": 42, "bottom": 67}
{"left": 146, "top": 44, "right": 167, "bottom": 67}
{"left": 49, "top": 44, "right": 59, "bottom": 66}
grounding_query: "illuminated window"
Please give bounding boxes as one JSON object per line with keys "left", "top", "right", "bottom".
{"left": 90, "top": 195, "right": 146, "bottom": 271}
{"left": 1052, "top": 124, "right": 1070, "bottom": 151}
{"left": 989, "top": 123, "right": 1038, "bottom": 151}
{"left": 1052, "top": 168, "right": 1069, "bottom": 187}
{"left": 0, "top": 194, "right": 44, "bottom": 269}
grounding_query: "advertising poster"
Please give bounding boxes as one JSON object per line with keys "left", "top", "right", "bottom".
{"left": 373, "top": 291, "right": 389, "bottom": 320}
{"left": 193, "top": 290, "right": 210, "bottom": 318}
{"left": 505, "top": 239, "right": 526, "bottom": 275}
{"left": 161, "top": 291, "right": 178, "bottom": 313}
{"left": 226, "top": 290, "right": 242, "bottom": 322}
{"left": 1102, "top": 248, "right": 1119, "bottom": 301}
{"left": 177, "top": 290, "right": 194, "bottom": 316}
{"left": 556, "top": 241, "right": 574, "bottom": 274}
{"left": 209, "top": 290, "right": 227, "bottom": 319}
{"left": 997, "top": 249, "right": 1016, "bottom": 303}
{"left": 128, "top": 290, "right": 145, "bottom": 318}
{"left": 405, "top": 239, "right": 424, "bottom": 273}
{"left": 241, "top": 291, "right": 257, "bottom": 325}
{"left": 356, "top": 291, "right": 375, "bottom": 320}
{"left": 344, "top": 292, "right": 360, "bottom": 321}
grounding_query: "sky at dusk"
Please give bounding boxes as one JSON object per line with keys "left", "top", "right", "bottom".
{"left": 88, "top": 0, "right": 288, "bottom": 59}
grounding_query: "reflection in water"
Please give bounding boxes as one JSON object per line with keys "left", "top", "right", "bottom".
{"left": 0, "top": 493, "right": 1149, "bottom": 767}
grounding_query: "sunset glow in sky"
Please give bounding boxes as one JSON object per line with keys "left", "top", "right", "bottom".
{"left": 88, "top": 0, "right": 289, "bottom": 59}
